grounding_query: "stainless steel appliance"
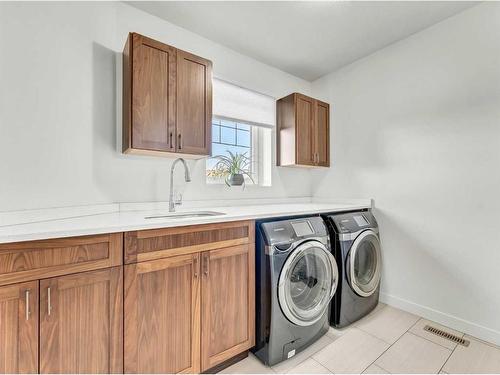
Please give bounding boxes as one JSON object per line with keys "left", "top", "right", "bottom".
{"left": 253, "top": 216, "right": 338, "bottom": 366}
{"left": 322, "top": 210, "right": 381, "bottom": 327}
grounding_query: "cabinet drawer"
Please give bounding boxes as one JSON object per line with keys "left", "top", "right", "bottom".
{"left": 125, "top": 220, "right": 255, "bottom": 264}
{"left": 0, "top": 233, "right": 122, "bottom": 286}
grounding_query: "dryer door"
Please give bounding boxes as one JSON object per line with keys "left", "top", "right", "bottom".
{"left": 348, "top": 230, "right": 382, "bottom": 297}
{"left": 278, "top": 240, "right": 338, "bottom": 326}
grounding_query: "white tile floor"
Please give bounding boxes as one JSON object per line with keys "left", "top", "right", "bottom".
{"left": 220, "top": 303, "right": 500, "bottom": 374}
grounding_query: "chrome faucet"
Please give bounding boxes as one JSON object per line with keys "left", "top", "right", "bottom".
{"left": 169, "top": 158, "right": 191, "bottom": 212}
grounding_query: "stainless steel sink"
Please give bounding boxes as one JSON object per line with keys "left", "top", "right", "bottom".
{"left": 144, "top": 211, "right": 226, "bottom": 219}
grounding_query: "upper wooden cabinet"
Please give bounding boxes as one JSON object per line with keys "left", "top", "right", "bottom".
{"left": 123, "top": 33, "right": 212, "bottom": 158}
{"left": 314, "top": 100, "right": 330, "bottom": 166}
{"left": 176, "top": 50, "right": 212, "bottom": 155}
{"left": 277, "top": 93, "right": 330, "bottom": 167}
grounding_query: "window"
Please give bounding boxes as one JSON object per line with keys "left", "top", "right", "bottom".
{"left": 207, "top": 117, "right": 268, "bottom": 185}
{"left": 207, "top": 78, "right": 274, "bottom": 186}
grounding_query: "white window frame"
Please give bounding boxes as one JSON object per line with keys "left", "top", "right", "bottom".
{"left": 208, "top": 78, "right": 275, "bottom": 187}
{"left": 207, "top": 116, "right": 262, "bottom": 185}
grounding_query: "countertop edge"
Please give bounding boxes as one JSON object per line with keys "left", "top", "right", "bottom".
{"left": 0, "top": 203, "right": 372, "bottom": 244}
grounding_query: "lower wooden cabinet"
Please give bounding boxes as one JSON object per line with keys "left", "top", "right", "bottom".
{"left": 124, "top": 254, "right": 200, "bottom": 374}
{"left": 0, "top": 281, "right": 38, "bottom": 374}
{"left": 124, "top": 244, "right": 255, "bottom": 374}
{"left": 201, "top": 244, "right": 255, "bottom": 371}
{"left": 0, "top": 222, "right": 255, "bottom": 374}
{"left": 39, "top": 267, "right": 123, "bottom": 374}
{"left": 0, "top": 268, "right": 123, "bottom": 374}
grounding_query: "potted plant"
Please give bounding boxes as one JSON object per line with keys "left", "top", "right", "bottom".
{"left": 211, "top": 151, "right": 254, "bottom": 187}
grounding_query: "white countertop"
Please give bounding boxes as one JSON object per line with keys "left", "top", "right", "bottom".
{"left": 0, "top": 200, "right": 371, "bottom": 244}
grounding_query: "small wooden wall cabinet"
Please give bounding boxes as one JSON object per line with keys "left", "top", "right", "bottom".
{"left": 0, "top": 221, "right": 255, "bottom": 374}
{"left": 123, "top": 32, "right": 212, "bottom": 158}
{"left": 277, "top": 93, "right": 330, "bottom": 167}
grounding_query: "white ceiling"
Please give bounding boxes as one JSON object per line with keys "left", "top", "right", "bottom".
{"left": 128, "top": 1, "right": 478, "bottom": 81}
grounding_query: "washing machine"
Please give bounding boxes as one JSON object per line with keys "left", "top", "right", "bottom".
{"left": 252, "top": 216, "right": 339, "bottom": 366}
{"left": 322, "top": 210, "right": 382, "bottom": 328}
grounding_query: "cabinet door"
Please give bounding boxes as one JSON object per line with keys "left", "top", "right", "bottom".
{"left": 176, "top": 50, "right": 212, "bottom": 155}
{"left": 40, "top": 267, "right": 123, "bottom": 374}
{"left": 201, "top": 244, "right": 255, "bottom": 371}
{"left": 315, "top": 100, "right": 330, "bottom": 167}
{"left": 0, "top": 281, "right": 38, "bottom": 374}
{"left": 131, "top": 33, "right": 176, "bottom": 152}
{"left": 124, "top": 254, "right": 200, "bottom": 374}
{"left": 295, "top": 94, "right": 315, "bottom": 165}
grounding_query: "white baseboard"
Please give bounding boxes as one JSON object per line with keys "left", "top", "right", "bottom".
{"left": 380, "top": 292, "right": 500, "bottom": 347}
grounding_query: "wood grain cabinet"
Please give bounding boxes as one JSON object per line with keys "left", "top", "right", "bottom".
{"left": 0, "top": 234, "right": 123, "bottom": 374}
{"left": 0, "top": 233, "right": 122, "bottom": 287}
{"left": 124, "top": 221, "right": 255, "bottom": 373}
{"left": 123, "top": 32, "right": 212, "bottom": 158}
{"left": 277, "top": 93, "right": 330, "bottom": 167}
{"left": 0, "top": 281, "right": 38, "bottom": 374}
{"left": 40, "top": 267, "right": 123, "bottom": 374}
{"left": 124, "top": 254, "right": 200, "bottom": 374}
{"left": 200, "top": 244, "right": 254, "bottom": 371}
{"left": 0, "top": 221, "right": 254, "bottom": 374}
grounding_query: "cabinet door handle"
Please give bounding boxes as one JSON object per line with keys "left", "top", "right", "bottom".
{"left": 169, "top": 132, "right": 174, "bottom": 149}
{"left": 178, "top": 133, "right": 182, "bottom": 150}
{"left": 203, "top": 254, "right": 209, "bottom": 277}
{"left": 47, "top": 287, "right": 52, "bottom": 316}
{"left": 193, "top": 256, "right": 198, "bottom": 278}
{"left": 25, "top": 289, "right": 30, "bottom": 321}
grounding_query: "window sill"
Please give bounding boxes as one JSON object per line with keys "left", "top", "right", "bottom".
{"left": 206, "top": 177, "right": 270, "bottom": 188}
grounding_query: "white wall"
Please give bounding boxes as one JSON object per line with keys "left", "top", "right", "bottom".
{"left": 311, "top": 3, "right": 500, "bottom": 344}
{"left": 0, "top": 2, "right": 312, "bottom": 212}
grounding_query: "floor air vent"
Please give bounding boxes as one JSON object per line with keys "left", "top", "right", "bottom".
{"left": 423, "top": 325, "right": 470, "bottom": 347}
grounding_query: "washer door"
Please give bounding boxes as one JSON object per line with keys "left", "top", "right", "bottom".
{"left": 278, "top": 241, "right": 338, "bottom": 326}
{"left": 349, "top": 230, "right": 381, "bottom": 297}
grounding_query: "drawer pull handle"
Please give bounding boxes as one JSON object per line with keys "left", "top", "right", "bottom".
{"left": 193, "top": 256, "right": 198, "bottom": 278}
{"left": 25, "top": 290, "right": 30, "bottom": 321}
{"left": 47, "top": 287, "right": 52, "bottom": 316}
{"left": 203, "top": 254, "right": 209, "bottom": 277}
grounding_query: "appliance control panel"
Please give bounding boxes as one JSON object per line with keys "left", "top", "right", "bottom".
{"left": 260, "top": 216, "right": 327, "bottom": 245}
{"left": 328, "top": 211, "right": 377, "bottom": 233}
